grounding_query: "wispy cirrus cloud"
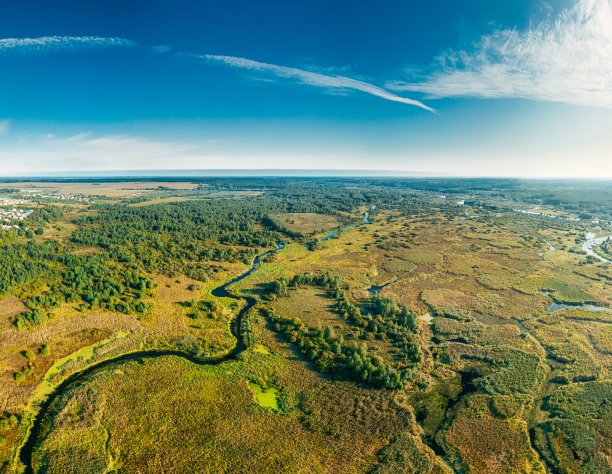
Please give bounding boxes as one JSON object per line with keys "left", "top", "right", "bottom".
{"left": 389, "top": 0, "right": 612, "bottom": 108}
{"left": 0, "top": 35, "right": 432, "bottom": 111}
{"left": 0, "top": 36, "right": 135, "bottom": 54}
{"left": 202, "top": 54, "right": 435, "bottom": 112}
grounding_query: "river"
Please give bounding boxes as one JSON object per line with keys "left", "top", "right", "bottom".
{"left": 540, "top": 291, "right": 612, "bottom": 314}
{"left": 539, "top": 241, "right": 555, "bottom": 257}
{"left": 581, "top": 233, "right": 612, "bottom": 264}
{"left": 320, "top": 212, "right": 369, "bottom": 241}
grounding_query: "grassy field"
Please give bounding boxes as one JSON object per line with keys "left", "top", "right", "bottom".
{"left": 276, "top": 212, "right": 341, "bottom": 234}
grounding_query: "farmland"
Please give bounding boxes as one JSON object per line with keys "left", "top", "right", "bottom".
{"left": 0, "top": 177, "right": 610, "bottom": 473}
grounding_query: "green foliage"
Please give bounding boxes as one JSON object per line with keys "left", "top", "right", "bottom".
{"left": 70, "top": 201, "right": 287, "bottom": 278}
{"left": 12, "top": 260, "right": 154, "bottom": 329}
{"left": 547, "top": 342, "right": 602, "bottom": 383}
{"left": 479, "top": 348, "right": 546, "bottom": 395}
{"left": 535, "top": 381, "right": 612, "bottom": 472}
{"left": 489, "top": 394, "right": 530, "bottom": 419}
{"left": 265, "top": 307, "right": 409, "bottom": 389}
{"left": 544, "top": 381, "right": 611, "bottom": 421}
{"left": 371, "top": 432, "right": 433, "bottom": 473}
{"left": 23, "top": 350, "right": 36, "bottom": 361}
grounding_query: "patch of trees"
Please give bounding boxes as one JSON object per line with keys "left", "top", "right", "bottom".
{"left": 264, "top": 307, "right": 410, "bottom": 389}
{"left": 26, "top": 206, "right": 64, "bottom": 227}
{"left": 261, "top": 214, "right": 300, "bottom": 238}
{"left": 0, "top": 240, "right": 57, "bottom": 293}
{"left": 598, "top": 238, "right": 611, "bottom": 258}
{"left": 264, "top": 272, "right": 422, "bottom": 389}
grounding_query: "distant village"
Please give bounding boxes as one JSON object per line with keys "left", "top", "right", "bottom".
{"left": 19, "top": 189, "right": 93, "bottom": 202}
{"left": 0, "top": 198, "right": 33, "bottom": 231}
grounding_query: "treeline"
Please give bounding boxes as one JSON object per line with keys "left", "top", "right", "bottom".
{"left": 69, "top": 197, "right": 381, "bottom": 280}
{"left": 25, "top": 206, "right": 64, "bottom": 228}
{"left": 264, "top": 273, "right": 421, "bottom": 389}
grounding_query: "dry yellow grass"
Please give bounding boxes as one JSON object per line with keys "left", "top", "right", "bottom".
{"left": 276, "top": 212, "right": 341, "bottom": 234}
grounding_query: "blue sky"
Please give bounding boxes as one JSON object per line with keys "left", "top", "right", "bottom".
{"left": 0, "top": 0, "right": 611, "bottom": 177}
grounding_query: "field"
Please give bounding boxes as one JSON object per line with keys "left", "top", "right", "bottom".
{"left": 0, "top": 177, "right": 610, "bottom": 473}
{"left": 276, "top": 212, "right": 341, "bottom": 234}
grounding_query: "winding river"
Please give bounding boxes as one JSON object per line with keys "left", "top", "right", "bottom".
{"left": 18, "top": 213, "right": 371, "bottom": 473}
{"left": 582, "top": 233, "right": 612, "bottom": 264}
{"left": 320, "top": 212, "right": 369, "bottom": 241}
{"left": 539, "top": 240, "right": 555, "bottom": 257}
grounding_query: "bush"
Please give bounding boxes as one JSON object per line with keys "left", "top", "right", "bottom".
{"left": 23, "top": 350, "right": 36, "bottom": 361}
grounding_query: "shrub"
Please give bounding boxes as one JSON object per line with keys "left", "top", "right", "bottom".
{"left": 23, "top": 350, "right": 36, "bottom": 361}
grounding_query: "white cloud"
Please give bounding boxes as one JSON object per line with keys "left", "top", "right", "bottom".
{"left": 0, "top": 120, "right": 9, "bottom": 135}
{"left": 0, "top": 36, "right": 135, "bottom": 54}
{"left": 203, "top": 54, "right": 436, "bottom": 112}
{"left": 0, "top": 133, "right": 236, "bottom": 174}
{"left": 389, "top": 0, "right": 612, "bottom": 108}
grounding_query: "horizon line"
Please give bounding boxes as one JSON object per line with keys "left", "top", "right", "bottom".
{"left": 0, "top": 169, "right": 611, "bottom": 180}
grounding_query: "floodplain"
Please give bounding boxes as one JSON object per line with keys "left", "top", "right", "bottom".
{"left": 0, "top": 177, "right": 610, "bottom": 473}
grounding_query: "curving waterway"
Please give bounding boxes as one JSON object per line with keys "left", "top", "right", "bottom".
{"left": 582, "top": 233, "right": 612, "bottom": 264}
{"left": 540, "top": 291, "right": 612, "bottom": 314}
{"left": 539, "top": 240, "right": 555, "bottom": 257}
{"left": 18, "top": 213, "right": 371, "bottom": 473}
{"left": 320, "top": 212, "right": 369, "bottom": 241}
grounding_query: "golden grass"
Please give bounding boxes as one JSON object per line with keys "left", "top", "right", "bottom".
{"left": 276, "top": 212, "right": 341, "bottom": 234}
